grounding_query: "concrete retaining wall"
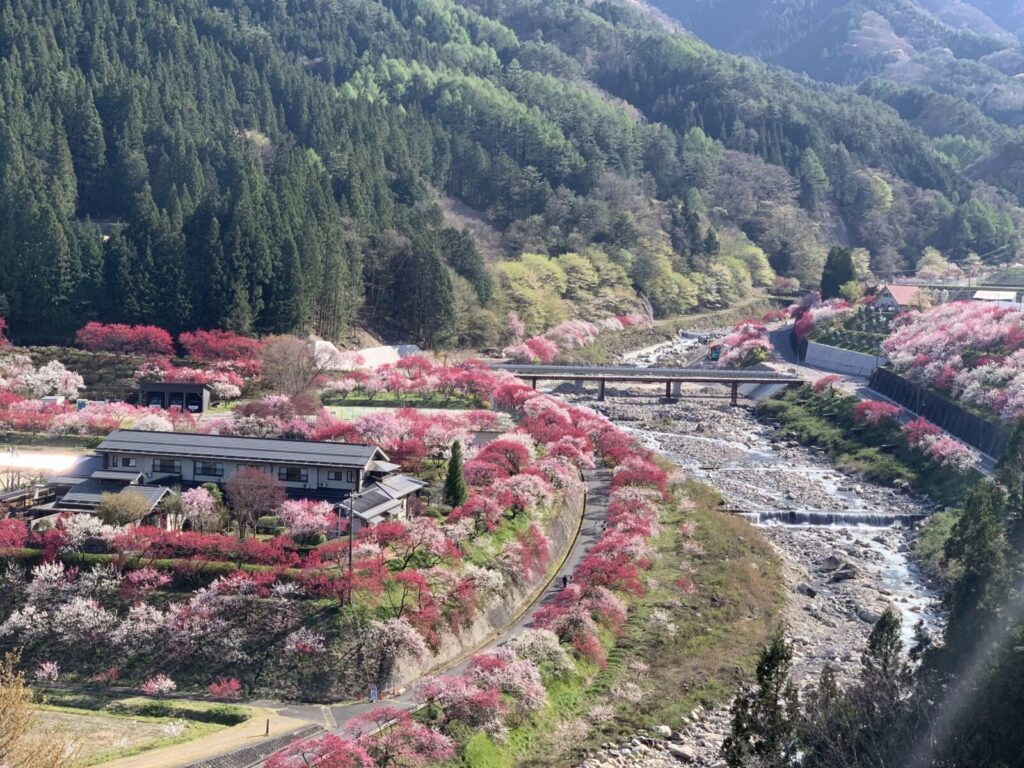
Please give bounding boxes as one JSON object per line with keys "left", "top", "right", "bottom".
{"left": 804, "top": 341, "right": 881, "bottom": 377}
{"left": 391, "top": 482, "right": 586, "bottom": 687}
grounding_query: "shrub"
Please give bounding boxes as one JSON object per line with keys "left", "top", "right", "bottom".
{"left": 75, "top": 322, "right": 174, "bottom": 356}
{"left": 178, "top": 330, "right": 262, "bottom": 362}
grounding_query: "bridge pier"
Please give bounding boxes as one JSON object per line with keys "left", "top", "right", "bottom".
{"left": 731, "top": 382, "right": 739, "bottom": 406}
{"left": 665, "top": 381, "right": 671, "bottom": 399}
{"left": 598, "top": 380, "right": 606, "bottom": 401}
{"left": 575, "top": 378, "right": 584, "bottom": 394}
{"left": 530, "top": 378, "right": 537, "bottom": 390}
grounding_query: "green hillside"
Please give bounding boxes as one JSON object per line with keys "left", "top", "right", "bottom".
{"left": 0, "top": 0, "right": 1020, "bottom": 346}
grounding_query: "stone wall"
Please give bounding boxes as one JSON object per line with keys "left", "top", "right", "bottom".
{"left": 804, "top": 341, "right": 881, "bottom": 377}
{"left": 391, "top": 482, "right": 586, "bottom": 687}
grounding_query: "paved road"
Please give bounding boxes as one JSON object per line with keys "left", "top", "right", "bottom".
{"left": 198, "top": 467, "right": 613, "bottom": 766}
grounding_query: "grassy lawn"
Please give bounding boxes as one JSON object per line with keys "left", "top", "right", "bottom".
{"left": 31, "top": 692, "right": 256, "bottom": 766}
{"left": 454, "top": 480, "right": 784, "bottom": 768}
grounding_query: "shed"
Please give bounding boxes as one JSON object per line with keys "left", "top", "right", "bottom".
{"left": 138, "top": 380, "right": 212, "bottom": 413}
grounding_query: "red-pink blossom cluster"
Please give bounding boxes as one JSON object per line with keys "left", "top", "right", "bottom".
{"left": 717, "top": 321, "right": 773, "bottom": 368}
{"left": 135, "top": 357, "right": 245, "bottom": 400}
{"left": 792, "top": 298, "right": 854, "bottom": 339}
{"left": 883, "top": 301, "right": 1024, "bottom": 419}
{"left": 902, "top": 417, "right": 978, "bottom": 471}
{"left": 853, "top": 400, "right": 902, "bottom": 426}
{"left": 178, "top": 329, "right": 263, "bottom": 363}
{"left": 75, "top": 322, "right": 174, "bottom": 356}
{"left": 346, "top": 707, "right": 455, "bottom": 768}
{"left": 812, "top": 374, "right": 842, "bottom": 392}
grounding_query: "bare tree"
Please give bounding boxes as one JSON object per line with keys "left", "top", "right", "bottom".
{"left": 259, "top": 335, "right": 329, "bottom": 398}
{"left": 224, "top": 468, "right": 286, "bottom": 539}
{"left": 95, "top": 492, "right": 153, "bottom": 525}
{"left": 0, "top": 652, "right": 77, "bottom": 768}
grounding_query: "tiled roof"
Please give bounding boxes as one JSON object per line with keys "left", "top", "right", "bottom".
{"left": 97, "top": 430, "right": 386, "bottom": 469}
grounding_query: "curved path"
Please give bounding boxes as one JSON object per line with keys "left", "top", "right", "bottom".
{"left": 176, "top": 467, "right": 613, "bottom": 768}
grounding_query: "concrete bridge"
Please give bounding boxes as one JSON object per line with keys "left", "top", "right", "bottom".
{"left": 491, "top": 364, "right": 802, "bottom": 404}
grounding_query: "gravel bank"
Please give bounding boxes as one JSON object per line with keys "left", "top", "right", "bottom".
{"left": 570, "top": 394, "right": 943, "bottom": 768}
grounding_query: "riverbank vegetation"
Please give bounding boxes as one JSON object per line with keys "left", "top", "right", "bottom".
{"left": 755, "top": 386, "right": 981, "bottom": 509}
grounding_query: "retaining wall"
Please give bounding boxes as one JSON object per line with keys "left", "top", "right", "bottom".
{"left": 869, "top": 367, "right": 1010, "bottom": 458}
{"left": 804, "top": 341, "right": 881, "bottom": 377}
{"left": 391, "top": 481, "right": 586, "bottom": 687}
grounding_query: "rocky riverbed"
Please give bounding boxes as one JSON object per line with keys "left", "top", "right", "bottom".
{"left": 569, "top": 393, "right": 944, "bottom": 768}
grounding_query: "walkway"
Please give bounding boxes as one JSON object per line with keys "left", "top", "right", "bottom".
{"left": 172, "top": 467, "right": 613, "bottom": 767}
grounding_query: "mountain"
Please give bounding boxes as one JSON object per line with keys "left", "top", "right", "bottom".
{"left": 0, "top": 0, "right": 1021, "bottom": 347}
{"left": 647, "top": 0, "right": 1024, "bottom": 127}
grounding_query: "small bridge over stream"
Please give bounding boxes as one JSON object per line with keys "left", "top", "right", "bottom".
{"left": 491, "top": 364, "right": 802, "bottom": 404}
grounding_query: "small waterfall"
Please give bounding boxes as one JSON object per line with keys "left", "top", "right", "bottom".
{"left": 736, "top": 510, "right": 925, "bottom": 528}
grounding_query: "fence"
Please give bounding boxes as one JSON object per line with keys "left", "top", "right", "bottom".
{"left": 869, "top": 367, "right": 1011, "bottom": 458}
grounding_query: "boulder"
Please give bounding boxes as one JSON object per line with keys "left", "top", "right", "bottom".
{"left": 829, "top": 563, "right": 858, "bottom": 582}
{"left": 653, "top": 725, "right": 672, "bottom": 737}
{"left": 857, "top": 607, "right": 882, "bottom": 624}
{"left": 667, "top": 743, "right": 696, "bottom": 762}
{"left": 821, "top": 553, "right": 846, "bottom": 570}
{"left": 796, "top": 582, "right": 818, "bottom": 598}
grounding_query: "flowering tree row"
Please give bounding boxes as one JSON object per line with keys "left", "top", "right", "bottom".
{"left": 264, "top": 406, "right": 689, "bottom": 765}
{"left": 0, "top": 399, "right": 195, "bottom": 436}
{"left": 0, "top": 352, "right": 84, "bottom": 399}
{"left": 883, "top": 301, "right": 1024, "bottom": 420}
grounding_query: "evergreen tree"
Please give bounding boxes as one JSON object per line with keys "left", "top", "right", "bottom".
{"left": 943, "top": 482, "right": 1008, "bottom": 643}
{"left": 996, "top": 417, "right": 1024, "bottom": 530}
{"left": 723, "top": 631, "right": 800, "bottom": 768}
{"left": 820, "top": 246, "right": 856, "bottom": 300}
{"left": 443, "top": 440, "right": 467, "bottom": 508}
{"left": 850, "top": 608, "right": 914, "bottom": 764}
{"left": 797, "top": 149, "right": 830, "bottom": 212}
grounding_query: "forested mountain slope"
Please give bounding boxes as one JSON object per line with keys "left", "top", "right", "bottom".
{"left": 649, "top": 0, "right": 1024, "bottom": 127}
{"left": 1, "top": 0, "right": 1020, "bottom": 346}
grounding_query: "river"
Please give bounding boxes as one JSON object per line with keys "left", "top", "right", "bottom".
{"left": 566, "top": 376, "right": 944, "bottom": 767}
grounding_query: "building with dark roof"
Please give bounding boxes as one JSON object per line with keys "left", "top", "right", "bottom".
{"left": 139, "top": 380, "right": 212, "bottom": 413}
{"left": 96, "top": 430, "right": 390, "bottom": 499}
{"left": 344, "top": 473, "right": 428, "bottom": 531}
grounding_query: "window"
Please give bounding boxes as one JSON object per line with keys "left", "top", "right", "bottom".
{"left": 278, "top": 466, "right": 308, "bottom": 483}
{"left": 243, "top": 464, "right": 271, "bottom": 474}
{"left": 120, "top": 457, "right": 137, "bottom": 468}
{"left": 153, "top": 459, "right": 181, "bottom": 474}
{"left": 327, "top": 470, "right": 358, "bottom": 483}
{"left": 194, "top": 461, "right": 224, "bottom": 477}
